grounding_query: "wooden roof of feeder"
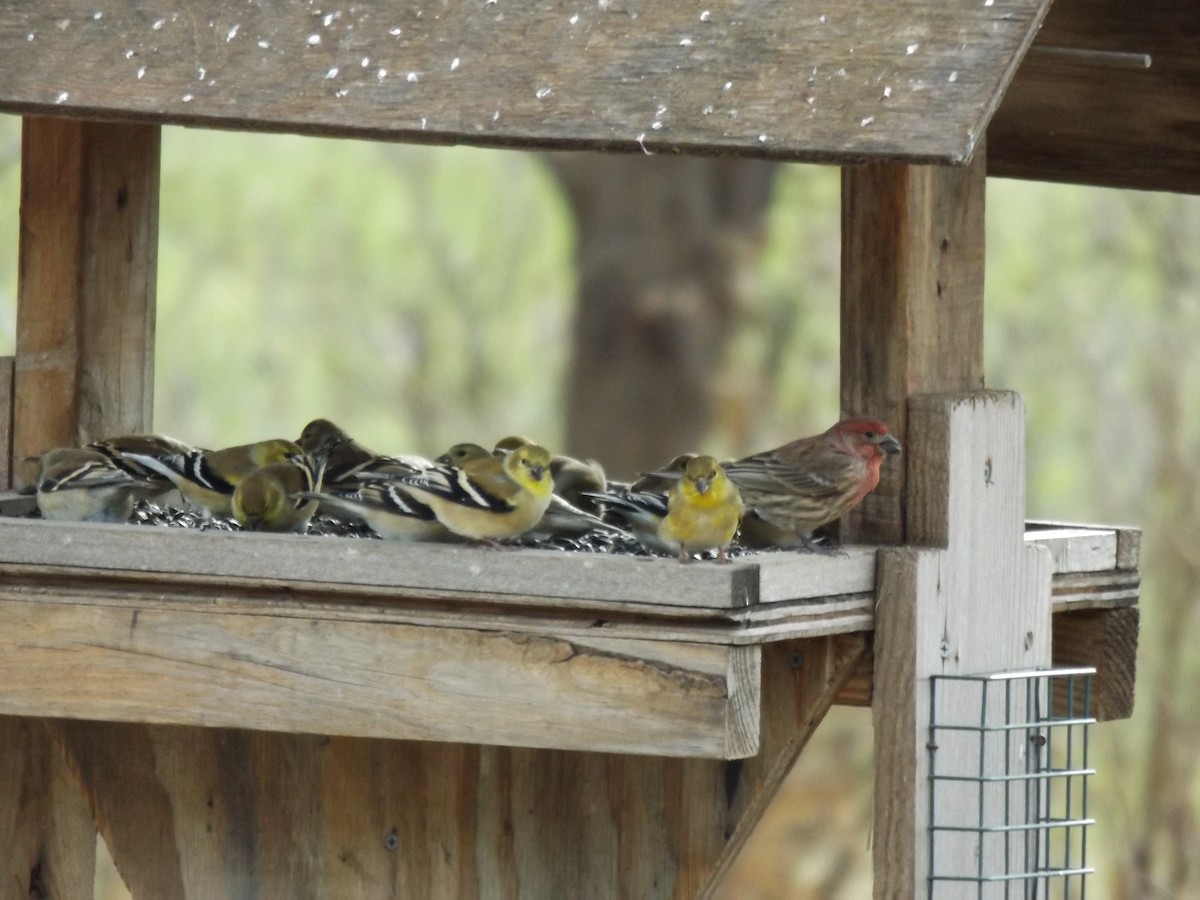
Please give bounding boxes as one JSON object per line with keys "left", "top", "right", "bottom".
{"left": 0, "top": 0, "right": 1056, "bottom": 164}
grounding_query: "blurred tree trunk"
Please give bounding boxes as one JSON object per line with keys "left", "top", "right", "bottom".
{"left": 546, "top": 154, "right": 776, "bottom": 478}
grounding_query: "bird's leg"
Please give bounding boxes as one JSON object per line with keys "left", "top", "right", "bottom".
{"left": 800, "top": 533, "right": 848, "bottom": 557}
{"left": 677, "top": 548, "right": 692, "bottom": 564}
{"left": 715, "top": 546, "right": 732, "bottom": 564}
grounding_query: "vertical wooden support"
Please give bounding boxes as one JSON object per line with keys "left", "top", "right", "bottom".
{"left": 12, "top": 117, "right": 159, "bottom": 486}
{"left": 0, "top": 357, "right": 13, "bottom": 490}
{"left": 872, "top": 393, "right": 1053, "bottom": 897}
{"left": 4, "top": 118, "right": 159, "bottom": 897}
{"left": 840, "top": 141, "right": 987, "bottom": 543}
{"left": 0, "top": 718, "right": 97, "bottom": 900}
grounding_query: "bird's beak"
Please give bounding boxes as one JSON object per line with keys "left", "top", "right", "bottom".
{"left": 529, "top": 464, "right": 546, "bottom": 481}
{"left": 880, "top": 434, "right": 902, "bottom": 455}
{"left": 694, "top": 477, "right": 711, "bottom": 495}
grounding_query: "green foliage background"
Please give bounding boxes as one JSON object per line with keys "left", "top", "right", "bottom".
{"left": 1, "top": 115, "right": 1196, "bottom": 897}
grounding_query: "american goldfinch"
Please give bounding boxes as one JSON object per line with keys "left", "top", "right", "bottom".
{"left": 549, "top": 454, "right": 608, "bottom": 512}
{"left": 582, "top": 487, "right": 676, "bottom": 555}
{"left": 296, "top": 419, "right": 434, "bottom": 526}
{"left": 387, "top": 442, "right": 554, "bottom": 542}
{"left": 437, "top": 443, "right": 492, "bottom": 466}
{"left": 440, "top": 442, "right": 621, "bottom": 540}
{"left": 297, "top": 481, "right": 451, "bottom": 542}
{"left": 121, "top": 438, "right": 309, "bottom": 517}
{"left": 35, "top": 448, "right": 153, "bottom": 523}
{"left": 87, "top": 433, "right": 200, "bottom": 500}
{"left": 660, "top": 456, "right": 743, "bottom": 563}
{"left": 493, "top": 438, "right": 609, "bottom": 517}
{"left": 232, "top": 455, "right": 323, "bottom": 533}
{"left": 631, "top": 453, "right": 698, "bottom": 493}
{"left": 590, "top": 455, "right": 742, "bottom": 562}
{"left": 722, "top": 418, "right": 901, "bottom": 548}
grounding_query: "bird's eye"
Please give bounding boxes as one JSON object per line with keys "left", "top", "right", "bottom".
{"left": 864, "top": 431, "right": 877, "bottom": 439}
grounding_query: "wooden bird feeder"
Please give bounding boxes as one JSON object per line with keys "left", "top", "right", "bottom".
{"left": 0, "top": 0, "right": 1173, "bottom": 895}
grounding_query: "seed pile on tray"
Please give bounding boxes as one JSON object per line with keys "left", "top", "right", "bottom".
{"left": 26, "top": 415, "right": 902, "bottom": 563}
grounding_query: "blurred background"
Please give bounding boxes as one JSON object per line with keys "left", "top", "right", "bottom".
{"left": 0, "top": 114, "right": 1196, "bottom": 898}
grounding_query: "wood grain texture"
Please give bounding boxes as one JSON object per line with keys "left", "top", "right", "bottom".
{"left": 1052, "top": 606, "right": 1139, "bottom": 722}
{"left": 700, "top": 634, "right": 868, "bottom": 897}
{"left": 0, "top": 358, "right": 12, "bottom": 491}
{"left": 0, "top": 0, "right": 1050, "bottom": 163}
{"left": 990, "top": 0, "right": 1200, "bottom": 193}
{"left": 0, "top": 717, "right": 96, "bottom": 900}
{"left": 872, "top": 393, "right": 1054, "bottom": 897}
{"left": 13, "top": 118, "right": 158, "bottom": 487}
{"left": 0, "top": 598, "right": 760, "bottom": 758}
{"left": 49, "top": 636, "right": 859, "bottom": 899}
{"left": 839, "top": 142, "right": 987, "bottom": 544}
{"left": 0, "top": 509, "right": 1140, "bottom": 647}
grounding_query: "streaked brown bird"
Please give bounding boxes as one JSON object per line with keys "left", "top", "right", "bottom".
{"left": 722, "top": 417, "right": 900, "bottom": 549}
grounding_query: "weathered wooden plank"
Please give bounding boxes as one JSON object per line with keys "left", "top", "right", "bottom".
{"left": 0, "top": 516, "right": 764, "bottom": 608}
{"left": 0, "top": 598, "right": 760, "bottom": 758}
{"left": 839, "top": 140, "right": 987, "bottom": 544}
{"left": 13, "top": 118, "right": 158, "bottom": 487}
{"left": 990, "top": 0, "right": 1200, "bottom": 193}
{"left": 50, "top": 636, "right": 858, "bottom": 899}
{"left": 1052, "top": 570, "right": 1140, "bottom": 610}
{"left": 1024, "top": 526, "right": 1117, "bottom": 573}
{"left": 0, "top": 0, "right": 1050, "bottom": 163}
{"left": 0, "top": 358, "right": 13, "bottom": 491}
{"left": 0, "top": 717, "right": 97, "bottom": 900}
{"left": 873, "top": 393, "right": 1054, "bottom": 897}
{"left": 1052, "top": 606, "right": 1138, "bottom": 722}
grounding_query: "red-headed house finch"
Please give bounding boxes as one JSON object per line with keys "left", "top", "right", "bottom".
{"left": 723, "top": 417, "right": 901, "bottom": 550}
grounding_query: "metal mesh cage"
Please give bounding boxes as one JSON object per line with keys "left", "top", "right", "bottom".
{"left": 928, "top": 667, "right": 1096, "bottom": 898}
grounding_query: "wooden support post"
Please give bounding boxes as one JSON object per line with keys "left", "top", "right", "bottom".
{"left": 5, "top": 117, "right": 160, "bottom": 898}
{"left": 12, "top": 117, "right": 158, "bottom": 486}
{"left": 0, "top": 718, "right": 97, "bottom": 900}
{"left": 840, "top": 142, "right": 987, "bottom": 543}
{"left": 0, "top": 357, "right": 13, "bottom": 490}
{"left": 872, "top": 392, "right": 1053, "bottom": 897}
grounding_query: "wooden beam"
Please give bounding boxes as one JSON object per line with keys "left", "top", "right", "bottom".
{"left": 0, "top": 0, "right": 1050, "bottom": 164}
{"left": 839, "top": 141, "right": 987, "bottom": 544}
{"left": 1052, "top": 606, "right": 1139, "bottom": 722}
{"left": 0, "top": 717, "right": 97, "bottom": 900}
{"left": 13, "top": 117, "right": 158, "bottom": 486}
{"left": 51, "top": 636, "right": 862, "bottom": 899}
{"left": 872, "top": 393, "right": 1053, "bottom": 897}
{"left": 0, "top": 357, "right": 13, "bottom": 490}
{"left": 0, "top": 598, "right": 760, "bottom": 759}
{"left": 991, "top": 0, "right": 1200, "bottom": 193}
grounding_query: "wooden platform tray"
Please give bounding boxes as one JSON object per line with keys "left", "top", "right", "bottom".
{"left": 0, "top": 498, "right": 1138, "bottom": 759}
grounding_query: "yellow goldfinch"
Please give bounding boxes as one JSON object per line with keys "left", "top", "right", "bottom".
{"left": 589, "top": 456, "right": 743, "bottom": 563}
{"left": 660, "top": 456, "right": 744, "bottom": 563}
{"left": 120, "top": 438, "right": 308, "bottom": 517}
{"left": 297, "top": 481, "right": 451, "bottom": 542}
{"left": 388, "top": 442, "right": 554, "bottom": 542}
{"left": 442, "top": 442, "right": 623, "bottom": 540}
{"left": 232, "top": 455, "right": 323, "bottom": 533}
{"left": 35, "top": 448, "right": 151, "bottom": 523}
